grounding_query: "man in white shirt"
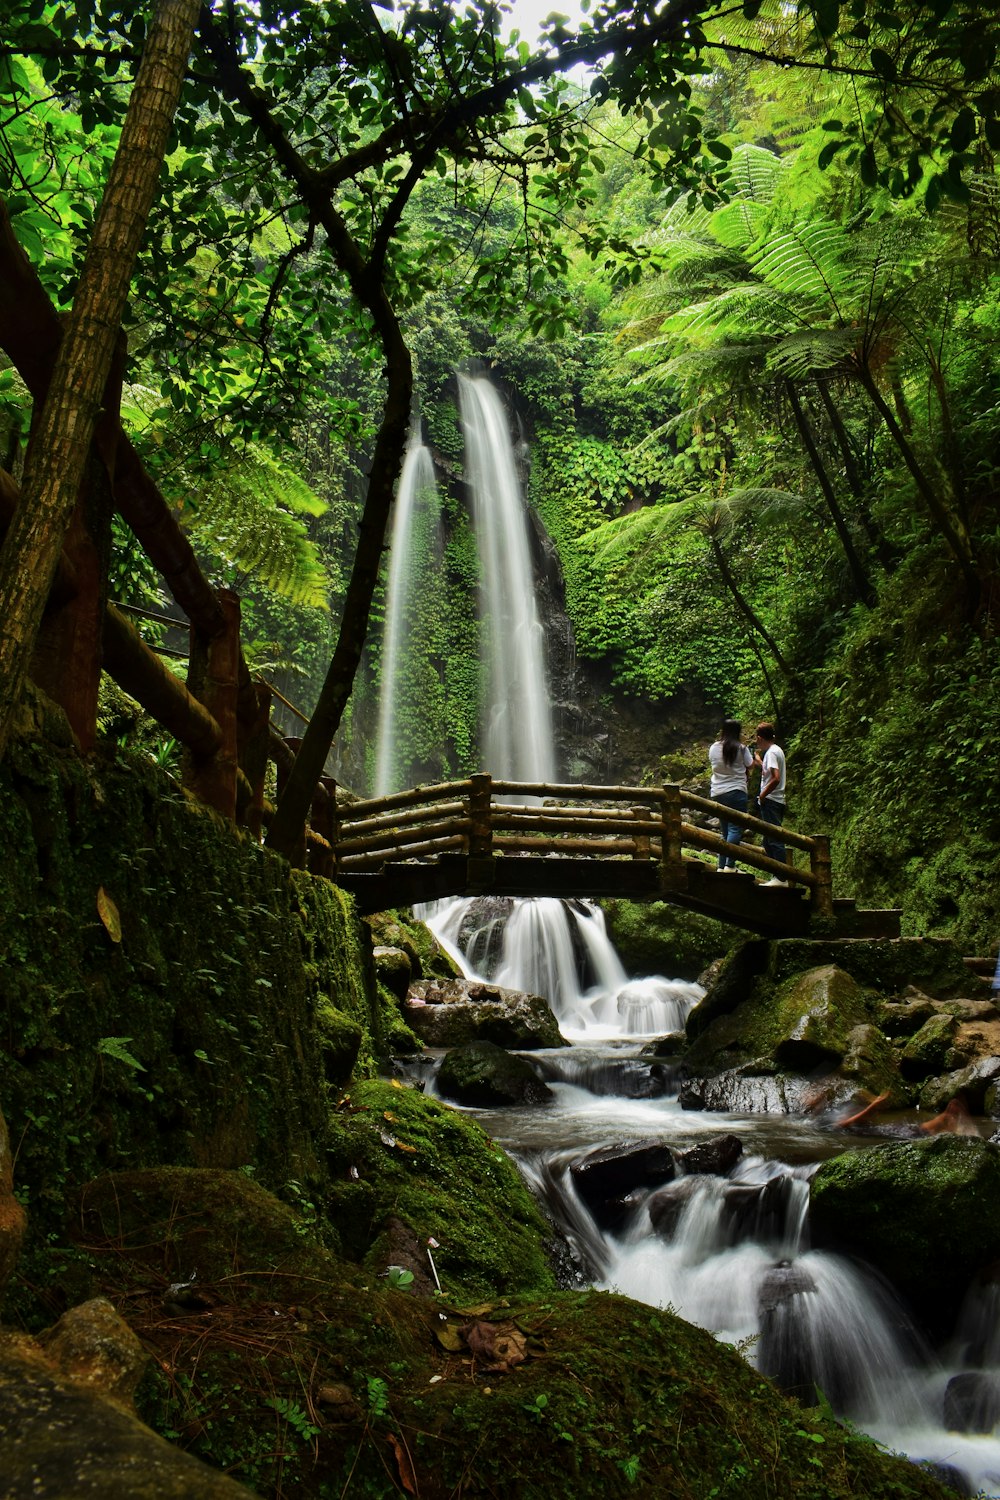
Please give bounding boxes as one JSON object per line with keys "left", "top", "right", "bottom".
{"left": 755, "top": 722, "right": 787, "bottom": 885}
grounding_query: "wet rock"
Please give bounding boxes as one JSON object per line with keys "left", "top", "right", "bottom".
{"left": 373, "top": 945, "right": 412, "bottom": 1000}
{"left": 37, "top": 1299, "right": 147, "bottom": 1412}
{"left": 678, "top": 1135, "right": 743, "bottom": 1177}
{"left": 914, "top": 1461, "right": 974, "bottom": 1497}
{"left": 642, "top": 1031, "right": 687, "bottom": 1059}
{"left": 810, "top": 1136, "right": 1000, "bottom": 1337}
{"left": 647, "top": 1179, "right": 701, "bottom": 1239}
{"left": 405, "top": 978, "right": 565, "bottom": 1049}
{"left": 436, "top": 1041, "right": 553, "bottom": 1107}
{"left": 679, "top": 1068, "right": 799, "bottom": 1114}
{"left": 0, "top": 1333, "right": 256, "bottom": 1499}
{"left": 943, "top": 1372, "right": 1000, "bottom": 1433}
{"left": 723, "top": 1175, "right": 797, "bottom": 1243}
{"left": 838, "top": 1023, "right": 902, "bottom": 1098}
{"left": 771, "top": 966, "right": 870, "bottom": 1070}
{"left": 920, "top": 1054, "right": 1000, "bottom": 1114}
{"left": 571, "top": 1140, "right": 675, "bottom": 1229}
{"left": 756, "top": 1260, "right": 822, "bottom": 1405}
{"left": 877, "top": 996, "right": 938, "bottom": 1038}
{"left": 901, "top": 1015, "right": 959, "bottom": 1081}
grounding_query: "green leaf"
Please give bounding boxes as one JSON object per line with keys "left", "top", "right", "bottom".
{"left": 949, "top": 107, "right": 976, "bottom": 152}
{"left": 869, "top": 47, "right": 897, "bottom": 80}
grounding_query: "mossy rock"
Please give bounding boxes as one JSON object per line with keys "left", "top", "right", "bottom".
{"left": 900, "top": 1014, "right": 959, "bottom": 1080}
{"left": 810, "top": 1136, "right": 1000, "bottom": 1336}
{"left": 600, "top": 898, "right": 735, "bottom": 981}
{"left": 437, "top": 1041, "right": 554, "bottom": 1107}
{"left": 365, "top": 909, "right": 459, "bottom": 980}
{"left": 324, "top": 1079, "right": 555, "bottom": 1301}
{"left": 685, "top": 964, "right": 872, "bottom": 1081}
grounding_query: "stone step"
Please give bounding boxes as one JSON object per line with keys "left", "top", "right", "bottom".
{"left": 964, "top": 956, "right": 996, "bottom": 977}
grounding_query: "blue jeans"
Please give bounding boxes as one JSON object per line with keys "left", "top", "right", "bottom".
{"left": 758, "top": 797, "right": 786, "bottom": 866}
{"left": 715, "top": 790, "right": 747, "bottom": 868}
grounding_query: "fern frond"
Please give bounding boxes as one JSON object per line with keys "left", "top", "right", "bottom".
{"left": 766, "top": 328, "right": 857, "bottom": 379}
{"left": 751, "top": 221, "right": 851, "bottom": 312}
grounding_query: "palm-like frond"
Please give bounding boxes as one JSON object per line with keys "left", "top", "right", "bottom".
{"left": 766, "top": 328, "right": 858, "bottom": 379}
{"left": 185, "top": 449, "right": 331, "bottom": 608}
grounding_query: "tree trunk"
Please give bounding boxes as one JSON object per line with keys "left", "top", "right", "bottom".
{"left": 854, "top": 360, "right": 981, "bottom": 609}
{"left": 816, "top": 378, "right": 896, "bottom": 573}
{"left": 265, "top": 319, "right": 413, "bottom": 860}
{"left": 0, "top": 0, "right": 200, "bottom": 761}
{"left": 706, "top": 523, "right": 799, "bottom": 687}
{"left": 786, "top": 382, "right": 876, "bottom": 605}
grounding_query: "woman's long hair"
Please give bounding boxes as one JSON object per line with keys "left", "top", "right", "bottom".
{"left": 720, "top": 718, "right": 743, "bottom": 767}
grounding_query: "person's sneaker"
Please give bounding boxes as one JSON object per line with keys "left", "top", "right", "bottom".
{"left": 763, "top": 877, "right": 787, "bottom": 887}
{"left": 722, "top": 865, "right": 738, "bottom": 873}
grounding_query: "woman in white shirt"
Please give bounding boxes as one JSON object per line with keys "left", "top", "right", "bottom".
{"left": 708, "top": 719, "right": 753, "bottom": 871}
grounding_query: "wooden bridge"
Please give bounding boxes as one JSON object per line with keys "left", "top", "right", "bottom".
{"left": 326, "top": 775, "right": 900, "bottom": 938}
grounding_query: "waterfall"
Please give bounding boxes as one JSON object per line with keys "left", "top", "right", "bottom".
{"left": 458, "top": 373, "right": 555, "bottom": 785}
{"left": 374, "top": 434, "right": 441, "bottom": 796}
{"left": 410, "top": 373, "right": 696, "bottom": 1036}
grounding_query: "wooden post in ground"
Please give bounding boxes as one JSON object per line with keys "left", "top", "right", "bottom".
{"left": 809, "top": 834, "right": 834, "bottom": 919}
{"left": 185, "top": 588, "right": 240, "bottom": 820}
{"left": 659, "top": 783, "right": 686, "bottom": 894}
{"left": 275, "top": 735, "right": 307, "bottom": 868}
{"left": 308, "top": 779, "right": 336, "bottom": 880}
{"left": 239, "top": 680, "right": 271, "bottom": 841}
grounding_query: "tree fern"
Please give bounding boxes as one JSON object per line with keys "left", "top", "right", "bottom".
{"left": 181, "top": 449, "right": 331, "bottom": 608}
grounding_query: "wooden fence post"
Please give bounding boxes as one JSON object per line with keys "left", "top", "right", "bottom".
{"left": 239, "top": 680, "right": 271, "bottom": 841}
{"left": 185, "top": 588, "right": 240, "bottom": 820}
{"left": 308, "top": 778, "right": 336, "bottom": 880}
{"left": 467, "top": 772, "right": 494, "bottom": 887}
{"left": 633, "top": 805, "right": 650, "bottom": 860}
{"left": 809, "top": 834, "right": 834, "bottom": 919}
{"left": 275, "top": 735, "right": 307, "bottom": 868}
{"left": 659, "top": 783, "right": 686, "bottom": 894}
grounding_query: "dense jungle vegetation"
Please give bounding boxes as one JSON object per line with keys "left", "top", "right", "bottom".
{"left": 0, "top": 0, "right": 998, "bottom": 946}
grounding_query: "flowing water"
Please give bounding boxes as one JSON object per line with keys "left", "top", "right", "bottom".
{"left": 411, "top": 920, "right": 1000, "bottom": 1495}
{"left": 377, "top": 375, "right": 1000, "bottom": 1492}
{"left": 375, "top": 433, "right": 442, "bottom": 795}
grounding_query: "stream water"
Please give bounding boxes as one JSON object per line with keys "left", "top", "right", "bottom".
{"left": 380, "top": 373, "right": 1000, "bottom": 1494}
{"left": 414, "top": 900, "right": 1000, "bottom": 1497}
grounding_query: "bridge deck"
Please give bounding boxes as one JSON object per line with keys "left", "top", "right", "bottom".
{"left": 324, "top": 776, "right": 900, "bottom": 938}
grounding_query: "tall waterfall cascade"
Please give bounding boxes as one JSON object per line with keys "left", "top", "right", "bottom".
{"left": 458, "top": 373, "right": 555, "bottom": 785}
{"left": 411, "top": 373, "right": 694, "bottom": 1037}
{"left": 374, "top": 433, "right": 441, "bottom": 796}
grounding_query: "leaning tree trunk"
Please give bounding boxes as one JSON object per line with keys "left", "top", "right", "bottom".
{"left": 786, "top": 382, "right": 876, "bottom": 606}
{"left": 854, "top": 359, "right": 981, "bottom": 611}
{"left": 705, "top": 523, "right": 800, "bottom": 689}
{"left": 0, "top": 0, "right": 200, "bottom": 762}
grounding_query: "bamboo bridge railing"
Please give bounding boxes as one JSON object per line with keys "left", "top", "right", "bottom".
{"left": 327, "top": 774, "right": 834, "bottom": 919}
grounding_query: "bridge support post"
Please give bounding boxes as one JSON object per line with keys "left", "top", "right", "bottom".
{"left": 809, "top": 834, "right": 834, "bottom": 919}
{"left": 467, "top": 772, "right": 494, "bottom": 890}
{"left": 659, "top": 783, "right": 686, "bottom": 895}
{"left": 185, "top": 588, "right": 241, "bottom": 820}
{"left": 308, "top": 777, "right": 337, "bottom": 880}
{"left": 275, "top": 735, "right": 307, "bottom": 868}
{"left": 239, "top": 679, "right": 271, "bottom": 841}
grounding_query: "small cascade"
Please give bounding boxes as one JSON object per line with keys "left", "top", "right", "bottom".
{"left": 374, "top": 433, "right": 441, "bottom": 796}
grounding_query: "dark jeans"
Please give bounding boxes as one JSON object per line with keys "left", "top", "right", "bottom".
{"left": 715, "top": 790, "right": 748, "bottom": 868}
{"left": 758, "top": 797, "right": 786, "bottom": 866}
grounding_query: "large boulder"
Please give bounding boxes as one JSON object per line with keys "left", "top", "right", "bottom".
{"left": 809, "top": 1136, "right": 1000, "bottom": 1336}
{"left": 405, "top": 977, "right": 565, "bottom": 1049}
{"left": 0, "top": 1317, "right": 256, "bottom": 1499}
{"left": 901, "top": 1015, "right": 960, "bottom": 1080}
{"left": 436, "top": 1041, "right": 553, "bottom": 1108}
{"left": 571, "top": 1140, "right": 676, "bottom": 1230}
